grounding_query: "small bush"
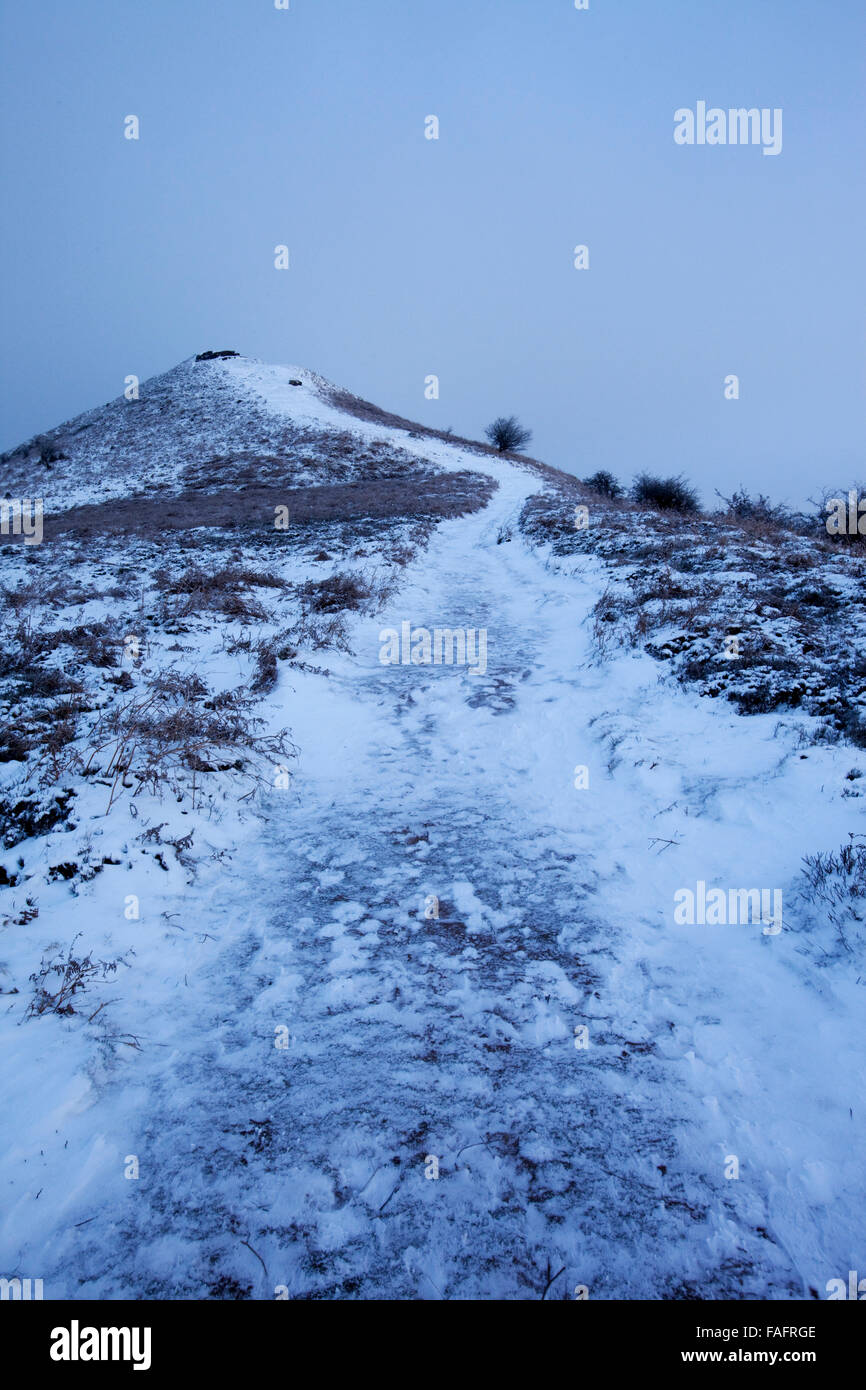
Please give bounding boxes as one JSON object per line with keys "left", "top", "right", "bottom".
{"left": 0, "top": 789, "right": 77, "bottom": 849}
{"left": 631, "top": 473, "right": 700, "bottom": 513}
{"left": 155, "top": 565, "right": 285, "bottom": 622}
{"left": 250, "top": 644, "right": 278, "bottom": 694}
{"left": 837, "top": 707, "right": 866, "bottom": 749}
{"left": 286, "top": 611, "right": 352, "bottom": 653}
{"left": 0, "top": 619, "right": 114, "bottom": 690}
{"left": 2, "top": 895, "right": 39, "bottom": 927}
{"left": 82, "top": 672, "right": 296, "bottom": 809}
{"left": 155, "top": 564, "right": 286, "bottom": 596}
{"left": 0, "top": 722, "right": 33, "bottom": 763}
{"left": 26, "top": 936, "right": 125, "bottom": 1019}
{"left": 33, "top": 434, "right": 68, "bottom": 466}
{"left": 715, "top": 488, "right": 788, "bottom": 524}
{"left": 796, "top": 838, "right": 866, "bottom": 958}
{"left": 484, "top": 416, "right": 533, "bottom": 454}
{"left": 583, "top": 470, "right": 623, "bottom": 498}
{"left": 296, "top": 569, "right": 394, "bottom": 617}
{"left": 298, "top": 571, "right": 371, "bottom": 614}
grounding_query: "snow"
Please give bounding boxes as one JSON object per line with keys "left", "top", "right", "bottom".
{"left": 1, "top": 356, "right": 864, "bottom": 1300}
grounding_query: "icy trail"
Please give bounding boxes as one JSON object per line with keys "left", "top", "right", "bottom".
{"left": 4, "top": 371, "right": 864, "bottom": 1300}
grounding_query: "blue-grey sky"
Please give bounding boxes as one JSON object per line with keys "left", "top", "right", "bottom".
{"left": 1, "top": 0, "right": 863, "bottom": 506}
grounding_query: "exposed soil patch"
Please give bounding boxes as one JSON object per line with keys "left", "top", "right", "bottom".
{"left": 18, "top": 472, "right": 497, "bottom": 543}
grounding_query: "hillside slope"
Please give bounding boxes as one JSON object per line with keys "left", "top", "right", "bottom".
{"left": 0, "top": 358, "right": 864, "bottom": 1300}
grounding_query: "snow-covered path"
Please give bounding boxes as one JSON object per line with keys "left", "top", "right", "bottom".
{"left": 27, "top": 452, "right": 863, "bottom": 1301}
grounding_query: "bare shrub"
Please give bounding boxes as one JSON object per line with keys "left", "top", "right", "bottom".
{"left": 0, "top": 619, "right": 117, "bottom": 703}
{"left": 796, "top": 838, "right": 866, "bottom": 957}
{"left": 32, "top": 434, "right": 68, "bottom": 466}
{"left": 69, "top": 623, "right": 118, "bottom": 666}
{"left": 250, "top": 642, "right": 278, "bottom": 694}
{"left": 156, "top": 564, "right": 286, "bottom": 595}
{"left": 1, "top": 895, "right": 39, "bottom": 927}
{"left": 37, "top": 715, "right": 83, "bottom": 784}
{"left": 83, "top": 672, "right": 296, "bottom": 809}
{"left": 297, "top": 571, "right": 371, "bottom": 614}
{"left": 26, "top": 935, "right": 126, "bottom": 1019}
{"left": 0, "top": 790, "right": 76, "bottom": 850}
{"left": 1, "top": 579, "right": 76, "bottom": 615}
{"left": 297, "top": 568, "right": 395, "bottom": 615}
{"left": 632, "top": 474, "right": 700, "bottom": 513}
{"left": 636, "top": 567, "right": 704, "bottom": 603}
{"left": 485, "top": 416, "right": 533, "bottom": 454}
{"left": 0, "top": 722, "right": 34, "bottom": 763}
{"left": 155, "top": 564, "right": 285, "bottom": 622}
{"left": 714, "top": 488, "right": 790, "bottom": 525}
{"left": 288, "top": 611, "right": 352, "bottom": 653}
{"left": 837, "top": 707, "right": 866, "bottom": 749}
{"left": 583, "top": 470, "right": 623, "bottom": 498}
{"left": 590, "top": 587, "right": 622, "bottom": 658}
{"left": 388, "top": 543, "right": 416, "bottom": 567}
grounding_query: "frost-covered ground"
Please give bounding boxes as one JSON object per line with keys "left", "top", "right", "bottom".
{"left": 1, "top": 357, "right": 864, "bottom": 1299}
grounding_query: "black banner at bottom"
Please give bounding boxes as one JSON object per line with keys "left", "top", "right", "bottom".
{"left": 0, "top": 1296, "right": 858, "bottom": 1375}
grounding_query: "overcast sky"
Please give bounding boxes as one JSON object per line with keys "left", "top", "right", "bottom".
{"left": 1, "top": 0, "right": 863, "bottom": 507}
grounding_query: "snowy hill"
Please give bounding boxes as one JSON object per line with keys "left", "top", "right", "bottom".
{"left": 1, "top": 356, "right": 864, "bottom": 1300}
{"left": 0, "top": 354, "right": 512, "bottom": 509}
